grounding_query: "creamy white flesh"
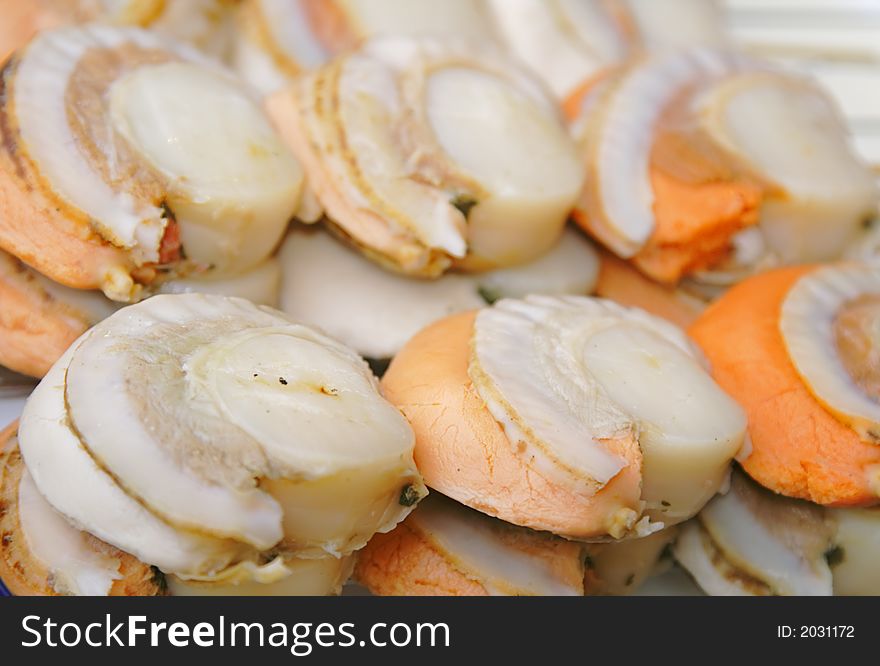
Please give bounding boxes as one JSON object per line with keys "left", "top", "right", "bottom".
{"left": 279, "top": 230, "right": 483, "bottom": 360}
{"left": 779, "top": 264, "right": 880, "bottom": 443}
{"left": 425, "top": 67, "right": 586, "bottom": 266}
{"left": 575, "top": 50, "right": 754, "bottom": 257}
{"left": 18, "top": 439, "right": 351, "bottom": 597}
{"left": 674, "top": 473, "right": 834, "bottom": 596}
{"left": 159, "top": 258, "right": 282, "bottom": 307}
{"left": 18, "top": 469, "right": 121, "bottom": 596}
{"left": 674, "top": 522, "right": 757, "bottom": 596}
{"left": 470, "top": 295, "right": 745, "bottom": 524}
{"left": 19, "top": 343, "right": 236, "bottom": 576}
{"left": 290, "top": 38, "right": 583, "bottom": 273}
{"left": 487, "top": 0, "right": 624, "bottom": 99}
{"left": 109, "top": 61, "right": 303, "bottom": 275}
{"left": 586, "top": 527, "right": 678, "bottom": 595}
{"left": 233, "top": 0, "right": 329, "bottom": 95}
{"left": 19, "top": 294, "right": 423, "bottom": 586}
{"left": 62, "top": 295, "right": 422, "bottom": 555}
{"left": 698, "top": 73, "right": 878, "bottom": 264}
{"left": 278, "top": 228, "right": 598, "bottom": 360}
{"left": 829, "top": 507, "right": 880, "bottom": 596}
{"left": 410, "top": 495, "right": 583, "bottom": 596}
{"left": 473, "top": 227, "right": 600, "bottom": 301}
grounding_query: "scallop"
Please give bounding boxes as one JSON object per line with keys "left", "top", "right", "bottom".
{"left": 18, "top": 294, "right": 425, "bottom": 590}
{"left": 1, "top": 25, "right": 302, "bottom": 300}
{"left": 470, "top": 295, "right": 746, "bottom": 527}
{"left": 267, "top": 38, "right": 584, "bottom": 277}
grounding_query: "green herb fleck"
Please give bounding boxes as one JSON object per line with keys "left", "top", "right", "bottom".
{"left": 824, "top": 545, "right": 845, "bottom": 567}
{"left": 478, "top": 286, "right": 501, "bottom": 305}
{"left": 398, "top": 484, "right": 421, "bottom": 507}
{"left": 279, "top": 377, "right": 288, "bottom": 386}
{"left": 150, "top": 566, "right": 168, "bottom": 595}
{"left": 583, "top": 553, "right": 595, "bottom": 570}
{"left": 451, "top": 194, "right": 478, "bottom": 220}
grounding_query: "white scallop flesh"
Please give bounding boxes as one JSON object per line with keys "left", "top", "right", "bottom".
{"left": 158, "top": 257, "right": 282, "bottom": 307}
{"left": 11, "top": 26, "right": 210, "bottom": 261}
{"left": 486, "top": 0, "right": 624, "bottom": 98}
{"left": 623, "top": 0, "right": 729, "bottom": 52}
{"left": 698, "top": 72, "right": 879, "bottom": 263}
{"left": 579, "top": 49, "right": 754, "bottom": 258}
{"left": 471, "top": 295, "right": 744, "bottom": 513}
{"left": 60, "top": 294, "right": 421, "bottom": 554}
{"left": 779, "top": 264, "right": 880, "bottom": 443}
{"left": 233, "top": 0, "right": 330, "bottom": 95}
{"left": 579, "top": 317, "right": 745, "bottom": 521}
{"left": 426, "top": 66, "right": 585, "bottom": 266}
{"left": 586, "top": 526, "right": 678, "bottom": 595}
{"left": 828, "top": 507, "right": 880, "bottom": 596}
{"left": 673, "top": 521, "right": 758, "bottom": 596}
{"left": 339, "top": 0, "right": 494, "bottom": 44}
{"left": 697, "top": 474, "right": 834, "bottom": 596}
{"left": 109, "top": 61, "right": 303, "bottom": 275}
{"left": 278, "top": 231, "right": 484, "bottom": 360}
{"left": 474, "top": 227, "right": 600, "bottom": 301}
{"left": 18, "top": 468, "right": 121, "bottom": 596}
{"left": 18, "top": 341, "right": 237, "bottom": 576}
{"left": 167, "top": 554, "right": 353, "bottom": 597}
{"left": 410, "top": 495, "right": 583, "bottom": 596}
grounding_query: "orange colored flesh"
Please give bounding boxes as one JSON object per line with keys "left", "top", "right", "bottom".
{"left": 565, "top": 75, "right": 763, "bottom": 285}
{"left": 355, "top": 522, "right": 488, "bottom": 596}
{"left": 594, "top": 249, "right": 702, "bottom": 329}
{"left": 0, "top": 143, "right": 134, "bottom": 290}
{"left": 689, "top": 266, "right": 880, "bottom": 506}
{"left": 633, "top": 171, "right": 762, "bottom": 284}
{"left": 0, "top": 253, "right": 89, "bottom": 377}
{"left": 381, "top": 311, "right": 644, "bottom": 539}
{"left": 0, "top": 0, "right": 60, "bottom": 66}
